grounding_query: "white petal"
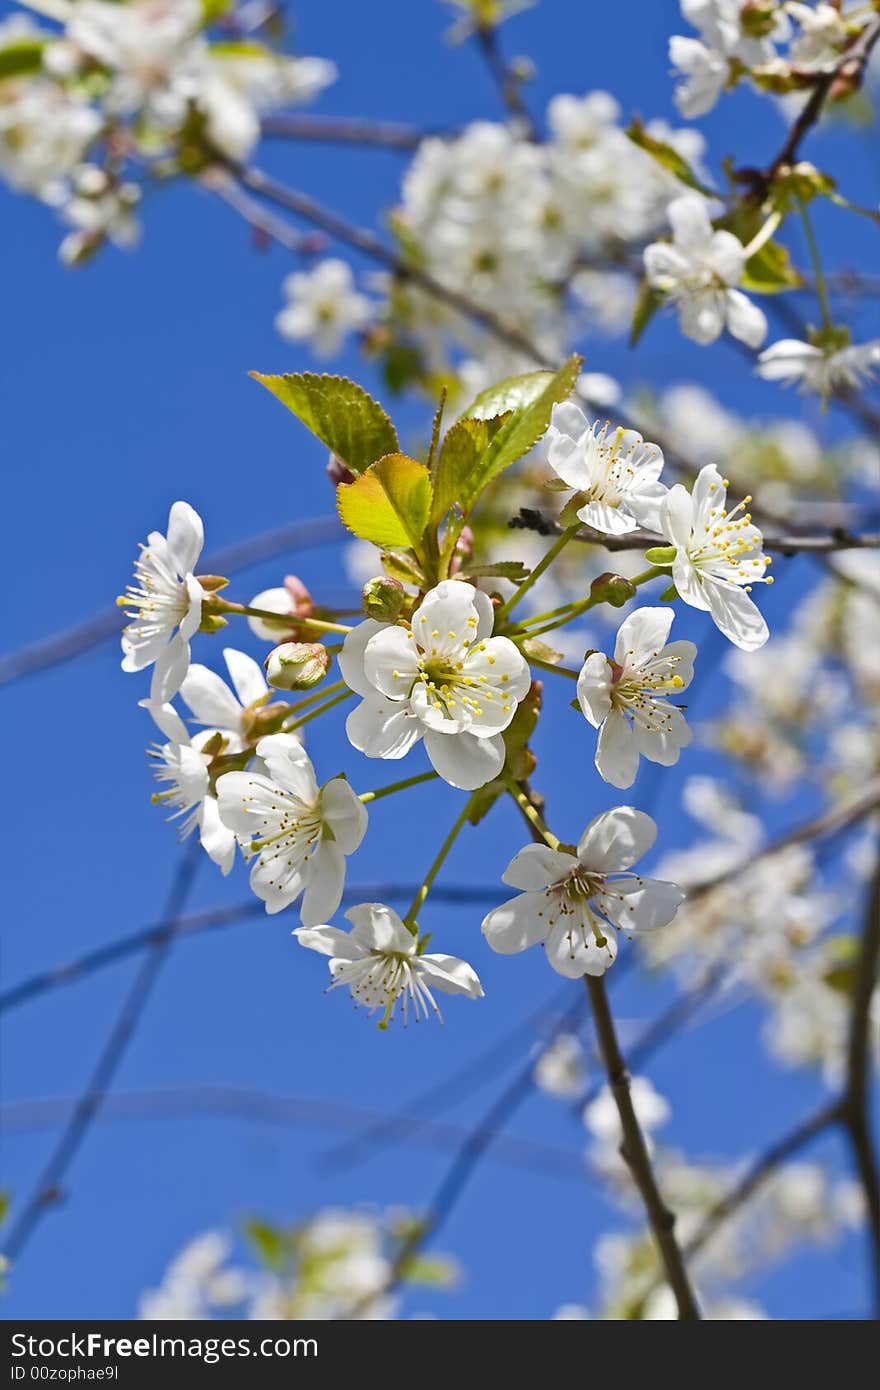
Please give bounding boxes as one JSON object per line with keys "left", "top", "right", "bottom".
{"left": 481, "top": 891, "right": 549, "bottom": 954}
{"left": 223, "top": 647, "right": 267, "bottom": 707}
{"left": 339, "top": 620, "right": 389, "bottom": 698}
{"left": 502, "top": 843, "right": 577, "bottom": 890}
{"left": 471, "top": 586, "right": 497, "bottom": 640}
{"left": 255, "top": 733, "right": 319, "bottom": 803}
{"left": 577, "top": 806, "right": 657, "bottom": 872}
{"left": 659, "top": 484, "right": 693, "bottom": 550}
{"left": 149, "top": 634, "right": 190, "bottom": 705}
{"left": 363, "top": 625, "right": 419, "bottom": 699}
{"left": 345, "top": 902, "right": 414, "bottom": 954}
{"left": 142, "top": 699, "right": 190, "bottom": 744}
{"left": 597, "top": 876, "right": 686, "bottom": 934}
{"left": 180, "top": 663, "right": 242, "bottom": 729}
{"left": 632, "top": 703, "right": 691, "bottom": 767}
{"left": 418, "top": 953, "right": 484, "bottom": 999}
{"left": 294, "top": 925, "right": 358, "bottom": 960}
{"left": 725, "top": 289, "right": 767, "bottom": 348}
{"left": 423, "top": 729, "right": 504, "bottom": 789}
{"left": 411, "top": 580, "right": 480, "bottom": 658}
{"left": 576, "top": 654, "right": 613, "bottom": 728}
{"left": 246, "top": 587, "right": 294, "bottom": 641}
{"left": 668, "top": 194, "right": 713, "bottom": 256}
{"left": 545, "top": 914, "right": 618, "bottom": 978}
{"left": 704, "top": 578, "right": 769, "bottom": 650}
{"left": 345, "top": 696, "right": 422, "bottom": 759}
{"left": 595, "top": 709, "right": 640, "bottom": 789}
{"left": 614, "top": 607, "right": 674, "bottom": 667}
{"left": 166, "top": 501, "right": 204, "bottom": 576}
{"left": 300, "top": 840, "right": 345, "bottom": 927}
{"left": 321, "top": 777, "right": 368, "bottom": 854}
{"left": 199, "top": 797, "right": 236, "bottom": 876}
{"left": 679, "top": 291, "right": 725, "bottom": 345}
{"left": 576, "top": 500, "right": 638, "bottom": 535}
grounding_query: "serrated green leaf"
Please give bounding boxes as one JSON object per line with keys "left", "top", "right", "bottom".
{"left": 626, "top": 119, "right": 716, "bottom": 196}
{"left": 251, "top": 372, "right": 399, "bottom": 475}
{"left": 630, "top": 279, "right": 664, "bottom": 346}
{"left": 431, "top": 415, "right": 509, "bottom": 522}
{"left": 0, "top": 39, "right": 46, "bottom": 80}
{"left": 461, "top": 369, "right": 561, "bottom": 422}
{"left": 457, "top": 356, "right": 582, "bottom": 512}
{"left": 337, "top": 454, "right": 433, "bottom": 551}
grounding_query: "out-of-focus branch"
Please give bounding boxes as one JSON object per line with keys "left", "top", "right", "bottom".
{"left": 0, "top": 515, "right": 341, "bottom": 690}
{"left": 840, "top": 854, "right": 880, "bottom": 1314}
{"left": 259, "top": 113, "right": 440, "bottom": 149}
{"left": 0, "top": 884, "right": 503, "bottom": 1017}
{"left": 1, "top": 846, "right": 201, "bottom": 1264}
{"left": 585, "top": 974, "right": 701, "bottom": 1320}
{"left": 509, "top": 508, "right": 880, "bottom": 555}
{"left": 473, "top": 24, "right": 537, "bottom": 137}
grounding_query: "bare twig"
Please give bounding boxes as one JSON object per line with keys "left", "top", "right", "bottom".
{"left": 259, "top": 113, "right": 438, "bottom": 149}
{"left": 509, "top": 508, "right": 880, "bottom": 556}
{"left": 840, "top": 854, "right": 880, "bottom": 1314}
{"left": 473, "top": 25, "right": 537, "bottom": 137}
{"left": 0, "top": 515, "right": 341, "bottom": 689}
{"left": 2, "top": 846, "right": 201, "bottom": 1263}
{"left": 585, "top": 974, "right": 701, "bottom": 1319}
{"left": 0, "top": 885, "right": 503, "bottom": 1016}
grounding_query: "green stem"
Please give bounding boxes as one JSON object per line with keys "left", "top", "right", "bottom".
{"left": 494, "top": 525, "right": 580, "bottom": 625}
{"left": 503, "top": 778, "right": 561, "bottom": 851}
{"left": 403, "top": 794, "right": 476, "bottom": 931}
{"left": 798, "top": 196, "right": 832, "bottom": 331}
{"left": 508, "top": 597, "right": 585, "bottom": 633}
{"left": 217, "top": 600, "right": 352, "bottom": 636}
{"left": 517, "top": 565, "right": 663, "bottom": 640}
{"left": 528, "top": 656, "right": 580, "bottom": 680}
{"left": 278, "top": 680, "right": 347, "bottom": 719}
{"left": 282, "top": 688, "right": 352, "bottom": 732}
{"left": 741, "top": 207, "right": 783, "bottom": 260}
{"left": 360, "top": 770, "right": 440, "bottom": 804}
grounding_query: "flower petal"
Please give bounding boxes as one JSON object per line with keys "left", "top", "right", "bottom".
{"left": 502, "top": 843, "right": 577, "bottom": 890}
{"left": 339, "top": 620, "right": 389, "bottom": 698}
{"left": 300, "top": 840, "right": 346, "bottom": 928}
{"left": 180, "top": 663, "right": 242, "bottom": 730}
{"left": 346, "top": 695, "right": 422, "bottom": 759}
{"left": 223, "top": 647, "right": 267, "bottom": 707}
{"left": 596, "top": 876, "right": 686, "bottom": 933}
{"left": 481, "top": 891, "right": 550, "bottom": 954}
{"left": 595, "top": 709, "right": 640, "bottom": 789}
{"left": 703, "top": 578, "right": 769, "bottom": 651}
{"left": 614, "top": 607, "right": 674, "bottom": 667}
{"left": 545, "top": 913, "right": 618, "bottom": 978}
{"left": 166, "top": 501, "right": 204, "bottom": 577}
{"left": 577, "top": 806, "right": 657, "bottom": 871}
{"left": 321, "top": 776, "right": 368, "bottom": 854}
{"left": 577, "top": 653, "right": 613, "bottom": 728}
{"left": 418, "top": 953, "right": 484, "bottom": 999}
{"left": 411, "top": 579, "right": 481, "bottom": 658}
{"left": 423, "top": 728, "right": 504, "bottom": 789}
{"left": 363, "top": 625, "right": 419, "bottom": 699}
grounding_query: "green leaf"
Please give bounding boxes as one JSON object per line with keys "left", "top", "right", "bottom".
{"left": 461, "top": 369, "right": 563, "bottom": 422}
{"left": 456, "top": 355, "right": 582, "bottom": 513}
{"left": 244, "top": 1219, "right": 286, "bottom": 1271}
{"left": 431, "top": 415, "right": 509, "bottom": 522}
{"left": 521, "top": 637, "right": 563, "bottom": 665}
{"left": 630, "top": 279, "right": 664, "bottom": 346}
{"left": 337, "top": 454, "right": 433, "bottom": 551}
{"left": 0, "top": 39, "right": 46, "bottom": 80}
{"left": 381, "top": 549, "right": 425, "bottom": 586}
{"left": 723, "top": 207, "right": 802, "bottom": 294}
{"left": 398, "top": 1253, "right": 461, "bottom": 1289}
{"left": 251, "top": 372, "right": 399, "bottom": 475}
{"left": 460, "top": 560, "right": 530, "bottom": 582}
{"left": 626, "top": 119, "right": 715, "bottom": 196}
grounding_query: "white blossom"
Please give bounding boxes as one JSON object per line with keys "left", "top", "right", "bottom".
{"left": 295, "top": 902, "right": 483, "bottom": 1026}
{"left": 120, "top": 500, "right": 204, "bottom": 703}
{"left": 787, "top": 3, "right": 849, "bottom": 69}
{"left": 533, "top": 1033, "right": 586, "bottom": 1098}
{"left": 656, "top": 464, "right": 771, "bottom": 650}
{"left": 669, "top": 0, "right": 784, "bottom": 117}
{"left": 481, "top": 808, "right": 685, "bottom": 978}
{"left": 146, "top": 701, "right": 236, "bottom": 875}
{"left": 756, "top": 337, "right": 880, "bottom": 398}
{"left": 276, "top": 259, "right": 372, "bottom": 358}
{"left": 577, "top": 607, "right": 696, "bottom": 788}
{"left": 644, "top": 195, "right": 767, "bottom": 348}
{"left": 584, "top": 1075, "right": 671, "bottom": 1147}
{"left": 180, "top": 647, "right": 270, "bottom": 751}
{"left": 340, "top": 580, "right": 532, "bottom": 790}
{"left": 216, "top": 734, "right": 367, "bottom": 924}
{"left": 544, "top": 405, "right": 669, "bottom": 534}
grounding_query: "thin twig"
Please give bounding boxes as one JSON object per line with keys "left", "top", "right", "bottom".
{"left": 509, "top": 508, "right": 880, "bottom": 555}
{"left": 585, "top": 974, "right": 701, "bottom": 1320}
{"left": 840, "top": 854, "right": 880, "bottom": 1314}
{"left": 0, "top": 515, "right": 341, "bottom": 689}
{"left": 0, "top": 885, "right": 504, "bottom": 1016}
{"left": 259, "top": 113, "right": 438, "bottom": 149}
{"left": 473, "top": 25, "right": 538, "bottom": 137}
{"left": 2, "top": 846, "right": 201, "bottom": 1263}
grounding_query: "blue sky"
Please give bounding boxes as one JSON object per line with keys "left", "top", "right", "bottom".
{"left": 1, "top": 0, "right": 876, "bottom": 1320}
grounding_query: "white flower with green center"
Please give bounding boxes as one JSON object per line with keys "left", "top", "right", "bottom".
{"left": 544, "top": 403, "right": 669, "bottom": 535}
{"left": 339, "top": 579, "right": 532, "bottom": 790}
{"left": 644, "top": 194, "right": 767, "bottom": 348}
{"left": 656, "top": 463, "right": 771, "bottom": 651}
{"left": 216, "top": 734, "right": 367, "bottom": 925}
{"left": 577, "top": 607, "right": 696, "bottom": 788}
{"left": 295, "top": 903, "right": 483, "bottom": 1028}
{"left": 756, "top": 337, "right": 880, "bottom": 399}
{"left": 120, "top": 500, "right": 204, "bottom": 704}
{"left": 147, "top": 702, "right": 235, "bottom": 875}
{"left": 481, "top": 808, "right": 685, "bottom": 978}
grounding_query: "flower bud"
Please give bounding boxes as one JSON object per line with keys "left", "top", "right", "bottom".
{"left": 361, "top": 575, "right": 406, "bottom": 622}
{"left": 265, "top": 642, "right": 331, "bottom": 691}
{"left": 327, "top": 452, "right": 355, "bottom": 487}
{"left": 589, "top": 572, "right": 638, "bottom": 608}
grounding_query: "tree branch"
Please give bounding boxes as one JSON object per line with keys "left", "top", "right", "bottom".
{"left": 2, "top": 846, "right": 201, "bottom": 1264}
{"left": 840, "top": 853, "right": 880, "bottom": 1314}
{"left": 259, "top": 113, "right": 439, "bottom": 149}
{"left": 584, "top": 973, "right": 701, "bottom": 1320}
